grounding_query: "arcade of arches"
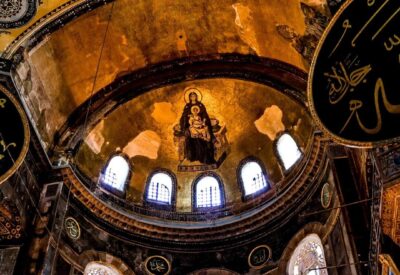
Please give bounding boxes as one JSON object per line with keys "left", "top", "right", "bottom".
{"left": 0, "top": 0, "right": 399, "bottom": 274}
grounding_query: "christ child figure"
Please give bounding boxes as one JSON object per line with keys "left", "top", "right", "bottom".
{"left": 188, "top": 105, "right": 211, "bottom": 142}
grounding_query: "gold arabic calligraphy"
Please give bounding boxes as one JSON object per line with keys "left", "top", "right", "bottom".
{"left": 149, "top": 259, "right": 167, "bottom": 273}
{"left": 0, "top": 139, "right": 17, "bottom": 161}
{"left": 252, "top": 248, "right": 267, "bottom": 265}
{"left": 324, "top": 63, "right": 371, "bottom": 105}
{"left": 0, "top": 99, "right": 17, "bottom": 162}
{"left": 339, "top": 77, "right": 400, "bottom": 134}
{"left": 329, "top": 20, "right": 352, "bottom": 57}
{"left": 323, "top": 1, "right": 400, "bottom": 136}
{"left": 384, "top": 34, "right": 400, "bottom": 51}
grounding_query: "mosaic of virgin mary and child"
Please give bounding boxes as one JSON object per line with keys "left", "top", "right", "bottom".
{"left": 173, "top": 88, "right": 229, "bottom": 171}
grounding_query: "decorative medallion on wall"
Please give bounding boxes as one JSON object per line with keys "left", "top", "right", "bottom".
{"left": 248, "top": 245, "right": 271, "bottom": 269}
{"left": 321, "top": 182, "right": 333, "bottom": 209}
{"left": 174, "top": 88, "right": 229, "bottom": 172}
{"left": 144, "top": 255, "right": 171, "bottom": 275}
{"left": 64, "top": 217, "right": 80, "bottom": 240}
{"left": 308, "top": 0, "right": 400, "bottom": 147}
{"left": 0, "top": 85, "right": 29, "bottom": 185}
{"left": 0, "top": 0, "right": 37, "bottom": 29}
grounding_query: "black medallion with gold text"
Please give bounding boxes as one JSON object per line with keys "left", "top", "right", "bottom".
{"left": 309, "top": 0, "right": 400, "bottom": 147}
{"left": 0, "top": 85, "right": 29, "bottom": 184}
{"left": 144, "top": 255, "right": 171, "bottom": 275}
{"left": 248, "top": 245, "right": 271, "bottom": 269}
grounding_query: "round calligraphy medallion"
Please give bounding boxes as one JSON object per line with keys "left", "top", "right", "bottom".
{"left": 64, "top": 217, "right": 81, "bottom": 240}
{"left": 321, "top": 182, "right": 333, "bottom": 209}
{"left": 308, "top": 0, "right": 400, "bottom": 147}
{"left": 144, "top": 255, "right": 171, "bottom": 275}
{"left": 0, "top": 85, "right": 29, "bottom": 184}
{"left": 248, "top": 245, "right": 271, "bottom": 269}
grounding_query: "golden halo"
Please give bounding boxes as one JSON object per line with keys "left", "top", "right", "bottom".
{"left": 184, "top": 87, "right": 202, "bottom": 103}
{"left": 191, "top": 105, "right": 200, "bottom": 114}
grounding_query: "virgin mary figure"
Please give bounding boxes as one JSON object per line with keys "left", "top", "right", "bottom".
{"left": 179, "top": 88, "right": 215, "bottom": 164}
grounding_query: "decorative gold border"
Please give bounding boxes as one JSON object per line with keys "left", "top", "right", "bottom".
{"left": 144, "top": 255, "right": 171, "bottom": 275}
{"left": 0, "top": 85, "right": 30, "bottom": 185}
{"left": 247, "top": 244, "right": 272, "bottom": 269}
{"left": 321, "top": 182, "right": 333, "bottom": 209}
{"left": 307, "top": 0, "right": 400, "bottom": 148}
{"left": 64, "top": 216, "right": 81, "bottom": 240}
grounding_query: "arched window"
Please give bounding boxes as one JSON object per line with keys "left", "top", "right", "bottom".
{"left": 276, "top": 133, "right": 302, "bottom": 171}
{"left": 193, "top": 173, "right": 225, "bottom": 210}
{"left": 99, "top": 154, "right": 130, "bottom": 194}
{"left": 144, "top": 170, "right": 176, "bottom": 210}
{"left": 84, "top": 261, "right": 121, "bottom": 275}
{"left": 239, "top": 158, "right": 269, "bottom": 197}
{"left": 287, "top": 234, "right": 328, "bottom": 275}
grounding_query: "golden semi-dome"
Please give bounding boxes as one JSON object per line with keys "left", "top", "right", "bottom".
{"left": 6, "top": 0, "right": 332, "bottom": 245}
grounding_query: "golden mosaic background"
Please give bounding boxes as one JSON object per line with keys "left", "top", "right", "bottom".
{"left": 11, "top": 0, "right": 325, "bottom": 149}
{"left": 76, "top": 78, "right": 313, "bottom": 211}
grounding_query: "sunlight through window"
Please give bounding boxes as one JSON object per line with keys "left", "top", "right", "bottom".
{"left": 101, "top": 156, "right": 129, "bottom": 191}
{"left": 147, "top": 172, "right": 173, "bottom": 204}
{"left": 277, "top": 133, "right": 302, "bottom": 170}
{"left": 241, "top": 161, "right": 268, "bottom": 195}
{"left": 196, "top": 176, "right": 222, "bottom": 208}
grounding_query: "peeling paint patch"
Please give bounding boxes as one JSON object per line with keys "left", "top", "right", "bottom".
{"left": 123, "top": 130, "right": 161, "bottom": 159}
{"left": 151, "top": 102, "right": 177, "bottom": 124}
{"left": 254, "top": 105, "right": 285, "bottom": 140}
{"left": 85, "top": 120, "right": 105, "bottom": 154}
{"left": 232, "top": 3, "right": 260, "bottom": 54}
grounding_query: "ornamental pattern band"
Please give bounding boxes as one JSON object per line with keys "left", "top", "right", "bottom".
{"left": 0, "top": 0, "right": 37, "bottom": 29}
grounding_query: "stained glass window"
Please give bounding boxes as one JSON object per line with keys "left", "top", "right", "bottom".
{"left": 195, "top": 176, "right": 223, "bottom": 208}
{"left": 241, "top": 161, "right": 268, "bottom": 196}
{"left": 287, "top": 234, "right": 328, "bottom": 275}
{"left": 100, "top": 155, "right": 129, "bottom": 192}
{"left": 146, "top": 172, "right": 173, "bottom": 204}
{"left": 276, "top": 133, "right": 302, "bottom": 170}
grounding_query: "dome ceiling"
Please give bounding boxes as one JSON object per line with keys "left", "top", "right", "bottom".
{"left": 2, "top": 0, "right": 332, "bottom": 222}
{"left": 0, "top": 0, "right": 346, "bottom": 255}
{"left": 75, "top": 78, "right": 313, "bottom": 210}
{"left": 10, "top": 0, "right": 330, "bottom": 151}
